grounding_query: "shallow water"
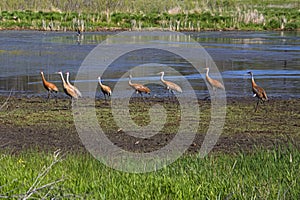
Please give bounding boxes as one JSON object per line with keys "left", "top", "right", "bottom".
{"left": 0, "top": 30, "right": 299, "bottom": 99}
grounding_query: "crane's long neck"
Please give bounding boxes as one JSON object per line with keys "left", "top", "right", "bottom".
{"left": 66, "top": 73, "right": 71, "bottom": 85}
{"left": 160, "top": 72, "right": 165, "bottom": 83}
{"left": 128, "top": 76, "right": 133, "bottom": 86}
{"left": 41, "top": 73, "right": 47, "bottom": 84}
{"left": 251, "top": 74, "right": 256, "bottom": 87}
{"left": 205, "top": 68, "right": 212, "bottom": 81}
{"left": 59, "top": 73, "right": 66, "bottom": 85}
{"left": 98, "top": 78, "right": 103, "bottom": 86}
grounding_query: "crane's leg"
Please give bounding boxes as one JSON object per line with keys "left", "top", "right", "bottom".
{"left": 169, "top": 90, "right": 174, "bottom": 102}
{"left": 108, "top": 94, "right": 112, "bottom": 104}
{"left": 51, "top": 92, "right": 57, "bottom": 103}
{"left": 261, "top": 99, "right": 267, "bottom": 113}
{"left": 140, "top": 93, "right": 146, "bottom": 103}
{"left": 69, "top": 98, "right": 73, "bottom": 109}
{"left": 104, "top": 94, "right": 111, "bottom": 104}
{"left": 203, "top": 89, "right": 210, "bottom": 101}
{"left": 54, "top": 92, "right": 58, "bottom": 104}
{"left": 255, "top": 99, "right": 259, "bottom": 112}
{"left": 203, "top": 86, "right": 212, "bottom": 101}
{"left": 212, "top": 87, "right": 217, "bottom": 101}
{"left": 47, "top": 91, "right": 50, "bottom": 101}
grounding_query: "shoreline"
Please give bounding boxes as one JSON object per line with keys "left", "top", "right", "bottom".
{"left": 0, "top": 27, "right": 299, "bottom": 32}
{"left": 1, "top": 96, "right": 299, "bottom": 154}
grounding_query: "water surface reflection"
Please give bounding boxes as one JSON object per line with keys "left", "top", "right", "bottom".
{"left": 0, "top": 31, "right": 299, "bottom": 98}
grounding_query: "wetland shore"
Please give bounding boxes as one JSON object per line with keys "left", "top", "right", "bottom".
{"left": 1, "top": 95, "right": 299, "bottom": 154}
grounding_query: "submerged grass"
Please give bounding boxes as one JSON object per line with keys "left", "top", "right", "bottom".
{"left": 0, "top": 146, "right": 299, "bottom": 199}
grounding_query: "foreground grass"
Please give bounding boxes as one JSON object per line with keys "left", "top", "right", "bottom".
{"left": 0, "top": 96, "right": 300, "bottom": 198}
{"left": 0, "top": 146, "right": 299, "bottom": 199}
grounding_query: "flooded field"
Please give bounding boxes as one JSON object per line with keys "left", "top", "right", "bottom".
{"left": 0, "top": 30, "right": 299, "bottom": 98}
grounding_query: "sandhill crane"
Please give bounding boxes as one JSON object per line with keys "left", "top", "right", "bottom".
{"left": 65, "top": 72, "right": 82, "bottom": 98}
{"left": 40, "top": 71, "right": 59, "bottom": 101}
{"left": 98, "top": 76, "right": 111, "bottom": 101}
{"left": 204, "top": 68, "right": 225, "bottom": 91}
{"left": 128, "top": 75, "right": 150, "bottom": 99}
{"left": 248, "top": 71, "right": 268, "bottom": 112}
{"left": 158, "top": 71, "right": 182, "bottom": 94}
{"left": 57, "top": 71, "right": 78, "bottom": 100}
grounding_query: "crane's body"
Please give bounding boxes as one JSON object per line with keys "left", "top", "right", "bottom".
{"left": 57, "top": 71, "right": 78, "bottom": 99}
{"left": 65, "top": 72, "right": 82, "bottom": 98}
{"left": 40, "top": 71, "right": 59, "bottom": 100}
{"left": 98, "top": 77, "right": 112, "bottom": 100}
{"left": 248, "top": 71, "right": 268, "bottom": 112}
{"left": 159, "top": 71, "right": 182, "bottom": 93}
{"left": 204, "top": 68, "right": 225, "bottom": 91}
{"left": 128, "top": 75, "right": 150, "bottom": 97}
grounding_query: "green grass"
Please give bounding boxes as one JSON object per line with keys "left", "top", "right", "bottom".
{"left": 0, "top": 95, "right": 300, "bottom": 198}
{"left": 1, "top": 97, "right": 300, "bottom": 198}
{"left": 0, "top": 146, "right": 299, "bottom": 199}
{"left": 0, "top": 0, "right": 299, "bottom": 31}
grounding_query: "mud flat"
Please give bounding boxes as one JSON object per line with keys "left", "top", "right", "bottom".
{"left": 0, "top": 96, "right": 299, "bottom": 154}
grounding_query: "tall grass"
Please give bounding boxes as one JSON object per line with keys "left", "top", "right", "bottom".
{"left": 0, "top": 0, "right": 299, "bottom": 31}
{"left": 0, "top": 0, "right": 299, "bottom": 14}
{"left": 1, "top": 146, "right": 299, "bottom": 199}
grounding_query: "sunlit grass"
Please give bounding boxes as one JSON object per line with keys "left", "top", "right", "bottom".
{"left": 0, "top": 146, "right": 299, "bottom": 199}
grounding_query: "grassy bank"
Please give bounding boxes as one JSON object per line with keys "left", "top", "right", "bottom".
{"left": 0, "top": 146, "right": 299, "bottom": 199}
{"left": 0, "top": 0, "right": 299, "bottom": 31}
{"left": 0, "top": 95, "right": 300, "bottom": 198}
{"left": 0, "top": 96, "right": 299, "bottom": 152}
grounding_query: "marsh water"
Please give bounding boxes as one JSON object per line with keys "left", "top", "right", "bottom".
{"left": 0, "top": 30, "right": 299, "bottom": 99}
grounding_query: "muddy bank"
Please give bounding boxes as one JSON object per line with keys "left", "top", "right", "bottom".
{"left": 0, "top": 96, "right": 299, "bottom": 154}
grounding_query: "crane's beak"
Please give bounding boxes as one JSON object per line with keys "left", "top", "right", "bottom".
{"left": 202, "top": 67, "right": 208, "bottom": 72}
{"left": 242, "top": 71, "right": 251, "bottom": 79}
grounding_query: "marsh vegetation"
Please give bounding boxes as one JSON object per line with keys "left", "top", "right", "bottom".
{"left": 0, "top": 0, "right": 299, "bottom": 31}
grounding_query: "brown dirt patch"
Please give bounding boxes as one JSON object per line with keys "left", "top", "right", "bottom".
{"left": 0, "top": 96, "right": 299, "bottom": 154}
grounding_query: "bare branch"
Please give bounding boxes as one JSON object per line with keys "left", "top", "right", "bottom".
{"left": 0, "top": 150, "right": 81, "bottom": 199}
{"left": 23, "top": 178, "right": 64, "bottom": 200}
{"left": 0, "top": 88, "right": 13, "bottom": 111}
{"left": 23, "top": 149, "right": 65, "bottom": 199}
